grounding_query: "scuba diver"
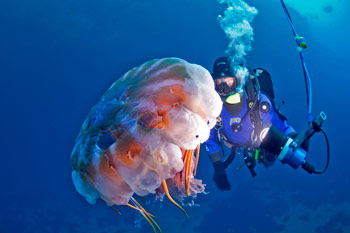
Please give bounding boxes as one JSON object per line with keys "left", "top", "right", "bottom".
{"left": 204, "top": 56, "right": 328, "bottom": 191}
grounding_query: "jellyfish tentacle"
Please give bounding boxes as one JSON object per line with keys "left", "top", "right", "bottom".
{"left": 180, "top": 149, "right": 187, "bottom": 186}
{"left": 125, "top": 203, "right": 139, "bottom": 211}
{"left": 102, "top": 199, "right": 122, "bottom": 215}
{"left": 138, "top": 209, "right": 157, "bottom": 233}
{"left": 110, "top": 205, "right": 122, "bottom": 215}
{"left": 130, "top": 197, "right": 162, "bottom": 233}
{"left": 125, "top": 203, "right": 155, "bottom": 218}
{"left": 185, "top": 150, "right": 193, "bottom": 196}
{"left": 194, "top": 144, "right": 200, "bottom": 177}
{"left": 162, "top": 180, "right": 189, "bottom": 218}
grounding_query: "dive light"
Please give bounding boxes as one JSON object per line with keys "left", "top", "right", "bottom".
{"left": 261, "top": 112, "right": 328, "bottom": 173}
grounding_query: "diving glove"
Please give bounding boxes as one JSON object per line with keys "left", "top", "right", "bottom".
{"left": 213, "top": 161, "right": 231, "bottom": 191}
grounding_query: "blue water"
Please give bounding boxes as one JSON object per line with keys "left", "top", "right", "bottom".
{"left": 1, "top": 0, "right": 349, "bottom": 232}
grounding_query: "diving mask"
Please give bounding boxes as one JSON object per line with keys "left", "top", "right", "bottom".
{"left": 214, "top": 76, "right": 238, "bottom": 97}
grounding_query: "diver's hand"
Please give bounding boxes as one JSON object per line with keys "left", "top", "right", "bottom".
{"left": 213, "top": 161, "right": 231, "bottom": 191}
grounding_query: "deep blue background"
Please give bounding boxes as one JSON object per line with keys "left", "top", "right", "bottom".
{"left": 1, "top": 0, "right": 349, "bottom": 232}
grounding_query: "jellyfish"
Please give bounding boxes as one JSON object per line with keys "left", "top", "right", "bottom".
{"left": 71, "top": 57, "right": 222, "bottom": 232}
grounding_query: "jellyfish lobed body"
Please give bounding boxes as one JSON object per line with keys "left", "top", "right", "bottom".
{"left": 71, "top": 57, "right": 222, "bottom": 207}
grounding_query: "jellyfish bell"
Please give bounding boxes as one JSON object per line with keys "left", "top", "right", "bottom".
{"left": 71, "top": 57, "right": 222, "bottom": 229}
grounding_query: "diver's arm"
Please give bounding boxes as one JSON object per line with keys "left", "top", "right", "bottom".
{"left": 270, "top": 104, "right": 295, "bottom": 136}
{"left": 268, "top": 100, "right": 310, "bottom": 151}
{"left": 204, "top": 128, "right": 221, "bottom": 160}
{"left": 204, "top": 128, "right": 231, "bottom": 191}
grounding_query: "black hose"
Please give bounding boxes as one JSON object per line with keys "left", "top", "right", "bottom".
{"left": 312, "top": 127, "right": 330, "bottom": 174}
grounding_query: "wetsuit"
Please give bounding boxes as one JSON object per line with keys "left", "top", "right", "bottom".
{"left": 204, "top": 69, "right": 295, "bottom": 170}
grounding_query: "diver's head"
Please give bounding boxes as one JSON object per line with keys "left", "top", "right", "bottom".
{"left": 212, "top": 56, "right": 250, "bottom": 97}
{"left": 212, "top": 57, "right": 237, "bottom": 97}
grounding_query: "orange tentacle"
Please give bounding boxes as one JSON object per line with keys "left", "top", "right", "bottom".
{"left": 125, "top": 203, "right": 139, "bottom": 211}
{"left": 130, "top": 197, "right": 161, "bottom": 233}
{"left": 194, "top": 144, "right": 200, "bottom": 177}
{"left": 186, "top": 150, "right": 193, "bottom": 196}
{"left": 110, "top": 205, "right": 122, "bottom": 215}
{"left": 181, "top": 150, "right": 190, "bottom": 186}
{"left": 102, "top": 199, "right": 122, "bottom": 215}
{"left": 183, "top": 150, "right": 190, "bottom": 190}
{"left": 126, "top": 203, "right": 155, "bottom": 218}
{"left": 162, "top": 180, "right": 189, "bottom": 218}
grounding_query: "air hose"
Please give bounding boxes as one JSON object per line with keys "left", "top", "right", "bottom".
{"left": 280, "top": 0, "right": 313, "bottom": 123}
{"left": 280, "top": 1, "right": 330, "bottom": 174}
